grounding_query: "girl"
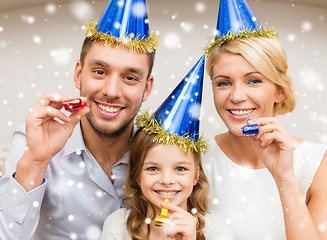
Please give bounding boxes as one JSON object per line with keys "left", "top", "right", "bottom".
{"left": 101, "top": 129, "right": 234, "bottom": 240}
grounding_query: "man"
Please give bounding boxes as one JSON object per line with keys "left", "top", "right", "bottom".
{"left": 0, "top": 0, "right": 159, "bottom": 239}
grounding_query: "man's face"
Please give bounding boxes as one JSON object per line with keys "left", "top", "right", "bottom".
{"left": 74, "top": 44, "right": 153, "bottom": 137}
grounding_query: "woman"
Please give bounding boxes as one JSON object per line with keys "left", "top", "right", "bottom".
{"left": 204, "top": 31, "right": 327, "bottom": 239}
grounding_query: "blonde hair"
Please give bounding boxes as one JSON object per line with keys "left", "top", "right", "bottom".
{"left": 206, "top": 37, "right": 297, "bottom": 115}
{"left": 123, "top": 129, "right": 209, "bottom": 240}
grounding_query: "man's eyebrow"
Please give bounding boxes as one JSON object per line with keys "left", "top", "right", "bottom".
{"left": 126, "top": 67, "right": 145, "bottom": 78}
{"left": 87, "top": 60, "right": 146, "bottom": 78}
{"left": 88, "top": 59, "right": 108, "bottom": 67}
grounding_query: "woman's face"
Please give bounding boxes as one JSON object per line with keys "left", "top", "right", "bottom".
{"left": 211, "top": 53, "right": 285, "bottom": 136}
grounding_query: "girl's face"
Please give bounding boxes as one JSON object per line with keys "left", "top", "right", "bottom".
{"left": 211, "top": 53, "right": 285, "bottom": 136}
{"left": 139, "top": 144, "right": 199, "bottom": 215}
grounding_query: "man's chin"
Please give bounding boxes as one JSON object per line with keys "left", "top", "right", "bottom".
{"left": 86, "top": 114, "right": 132, "bottom": 138}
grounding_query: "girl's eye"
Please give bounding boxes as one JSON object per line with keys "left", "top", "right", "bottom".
{"left": 175, "top": 167, "right": 186, "bottom": 172}
{"left": 147, "top": 167, "right": 158, "bottom": 172}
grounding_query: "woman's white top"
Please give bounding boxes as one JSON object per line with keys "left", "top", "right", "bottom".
{"left": 101, "top": 208, "right": 235, "bottom": 239}
{"left": 204, "top": 139, "right": 327, "bottom": 240}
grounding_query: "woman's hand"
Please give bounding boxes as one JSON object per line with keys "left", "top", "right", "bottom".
{"left": 161, "top": 202, "right": 197, "bottom": 240}
{"left": 249, "top": 117, "right": 295, "bottom": 181}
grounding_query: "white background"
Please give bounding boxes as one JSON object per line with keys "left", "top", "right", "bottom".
{"left": 0, "top": 0, "right": 326, "bottom": 149}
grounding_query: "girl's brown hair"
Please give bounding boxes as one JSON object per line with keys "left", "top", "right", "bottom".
{"left": 123, "top": 129, "right": 210, "bottom": 240}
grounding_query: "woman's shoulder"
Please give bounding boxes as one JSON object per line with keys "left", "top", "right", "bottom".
{"left": 294, "top": 137, "right": 327, "bottom": 157}
{"left": 293, "top": 137, "right": 327, "bottom": 194}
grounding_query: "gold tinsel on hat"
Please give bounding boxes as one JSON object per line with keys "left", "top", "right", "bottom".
{"left": 85, "top": 21, "right": 160, "bottom": 53}
{"left": 136, "top": 112, "right": 208, "bottom": 155}
{"left": 204, "top": 27, "right": 278, "bottom": 54}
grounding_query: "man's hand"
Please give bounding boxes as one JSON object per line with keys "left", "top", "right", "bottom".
{"left": 15, "top": 92, "right": 89, "bottom": 191}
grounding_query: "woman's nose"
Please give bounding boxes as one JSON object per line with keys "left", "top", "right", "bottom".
{"left": 229, "top": 83, "right": 247, "bottom": 103}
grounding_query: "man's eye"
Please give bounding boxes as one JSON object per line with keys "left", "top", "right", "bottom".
{"left": 126, "top": 76, "right": 137, "bottom": 81}
{"left": 95, "top": 70, "right": 105, "bottom": 75}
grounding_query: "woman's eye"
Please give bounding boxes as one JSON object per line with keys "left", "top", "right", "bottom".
{"left": 249, "top": 79, "right": 262, "bottom": 85}
{"left": 216, "top": 81, "right": 231, "bottom": 87}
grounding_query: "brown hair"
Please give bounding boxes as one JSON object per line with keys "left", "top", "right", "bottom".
{"left": 79, "top": 37, "right": 156, "bottom": 79}
{"left": 124, "top": 129, "right": 209, "bottom": 240}
{"left": 206, "top": 37, "right": 297, "bottom": 116}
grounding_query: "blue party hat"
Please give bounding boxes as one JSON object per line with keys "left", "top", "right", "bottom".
{"left": 85, "top": 0, "right": 159, "bottom": 53}
{"left": 136, "top": 55, "right": 208, "bottom": 154}
{"left": 205, "top": 0, "right": 278, "bottom": 53}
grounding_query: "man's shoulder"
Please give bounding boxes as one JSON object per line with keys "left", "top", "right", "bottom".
{"left": 14, "top": 123, "right": 26, "bottom": 135}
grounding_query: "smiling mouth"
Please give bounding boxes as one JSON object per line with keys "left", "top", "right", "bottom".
{"left": 229, "top": 108, "right": 254, "bottom": 116}
{"left": 155, "top": 190, "right": 180, "bottom": 197}
{"left": 97, "top": 102, "right": 122, "bottom": 113}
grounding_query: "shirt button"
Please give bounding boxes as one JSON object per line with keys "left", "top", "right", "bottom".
{"left": 19, "top": 204, "right": 26, "bottom": 211}
{"left": 117, "top": 166, "right": 120, "bottom": 170}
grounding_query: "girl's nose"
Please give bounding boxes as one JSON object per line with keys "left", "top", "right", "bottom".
{"left": 159, "top": 171, "right": 175, "bottom": 186}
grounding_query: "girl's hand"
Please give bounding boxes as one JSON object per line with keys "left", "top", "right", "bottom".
{"left": 248, "top": 118, "right": 295, "bottom": 181}
{"left": 161, "top": 202, "right": 197, "bottom": 240}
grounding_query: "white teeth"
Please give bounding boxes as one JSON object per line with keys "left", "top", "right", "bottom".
{"left": 98, "top": 103, "right": 121, "bottom": 113}
{"left": 230, "top": 109, "right": 254, "bottom": 116}
{"left": 157, "top": 191, "right": 178, "bottom": 196}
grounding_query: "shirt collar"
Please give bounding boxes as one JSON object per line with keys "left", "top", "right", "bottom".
{"left": 63, "top": 122, "right": 87, "bottom": 156}
{"left": 63, "top": 121, "right": 138, "bottom": 164}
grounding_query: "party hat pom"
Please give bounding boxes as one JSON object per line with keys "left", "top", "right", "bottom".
{"left": 85, "top": 0, "right": 159, "bottom": 53}
{"left": 205, "top": 0, "right": 278, "bottom": 53}
{"left": 136, "top": 55, "right": 208, "bottom": 154}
